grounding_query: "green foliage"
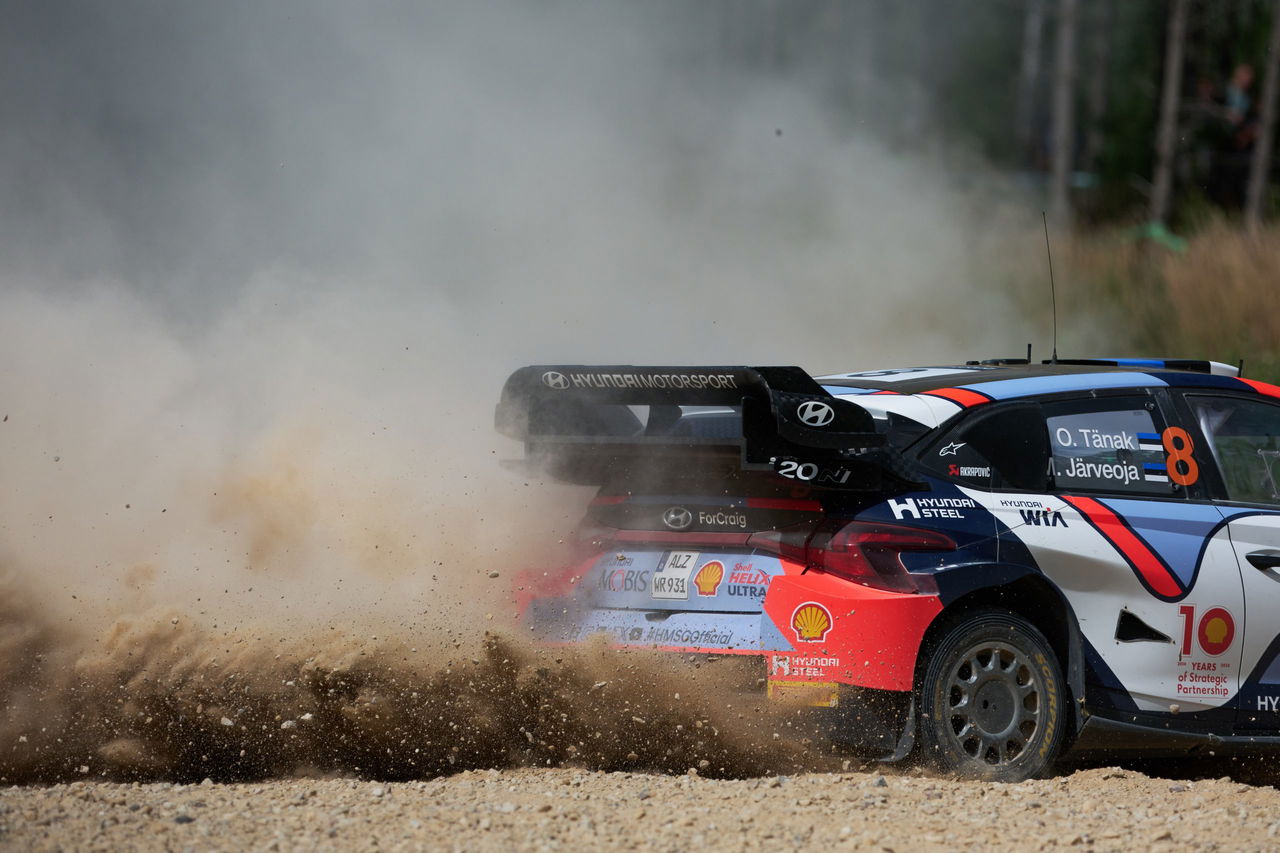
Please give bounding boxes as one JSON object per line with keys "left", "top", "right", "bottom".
{"left": 707, "top": 0, "right": 1277, "bottom": 228}
{"left": 1091, "top": 0, "right": 1164, "bottom": 217}
{"left": 1065, "top": 221, "right": 1280, "bottom": 382}
{"left": 928, "top": 3, "right": 1026, "bottom": 163}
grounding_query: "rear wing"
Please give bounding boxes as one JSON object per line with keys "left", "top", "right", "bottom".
{"left": 495, "top": 365, "right": 921, "bottom": 490}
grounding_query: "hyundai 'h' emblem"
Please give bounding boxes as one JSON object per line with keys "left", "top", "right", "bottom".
{"left": 541, "top": 371, "right": 569, "bottom": 390}
{"left": 796, "top": 400, "right": 835, "bottom": 428}
{"left": 662, "top": 506, "right": 694, "bottom": 530}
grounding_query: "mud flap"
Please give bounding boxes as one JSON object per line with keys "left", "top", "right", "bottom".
{"left": 818, "top": 686, "right": 912, "bottom": 757}
{"left": 881, "top": 696, "right": 916, "bottom": 763}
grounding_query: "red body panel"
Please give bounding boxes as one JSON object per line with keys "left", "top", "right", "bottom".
{"left": 519, "top": 551, "right": 941, "bottom": 694}
{"left": 762, "top": 566, "right": 943, "bottom": 692}
{"left": 513, "top": 554, "right": 597, "bottom": 615}
{"left": 922, "top": 386, "right": 993, "bottom": 408}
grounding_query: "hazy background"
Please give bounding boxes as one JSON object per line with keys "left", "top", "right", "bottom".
{"left": 0, "top": 3, "right": 1051, "bottom": 781}
{"left": 7, "top": 0, "right": 1280, "bottom": 784}
{"left": 0, "top": 1, "right": 1034, "bottom": 633}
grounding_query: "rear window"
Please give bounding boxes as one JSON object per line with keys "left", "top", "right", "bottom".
{"left": 920, "top": 403, "right": 1049, "bottom": 491}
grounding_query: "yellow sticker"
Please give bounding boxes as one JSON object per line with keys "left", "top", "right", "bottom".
{"left": 767, "top": 680, "right": 839, "bottom": 708}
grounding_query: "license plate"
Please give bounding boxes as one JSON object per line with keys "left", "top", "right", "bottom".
{"left": 651, "top": 550, "right": 698, "bottom": 600}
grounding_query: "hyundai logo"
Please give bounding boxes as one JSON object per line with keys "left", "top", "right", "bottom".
{"left": 662, "top": 506, "right": 693, "bottom": 530}
{"left": 796, "top": 400, "right": 835, "bottom": 428}
{"left": 541, "top": 371, "right": 569, "bottom": 390}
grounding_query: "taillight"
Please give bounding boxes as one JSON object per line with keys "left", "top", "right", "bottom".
{"left": 746, "top": 522, "right": 814, "bottom": 564}
{"left": 750, "top": 520, "right": 953, "bottom": 594}
{"left": 808, "top": 521, "right": 953, "bottom": 592}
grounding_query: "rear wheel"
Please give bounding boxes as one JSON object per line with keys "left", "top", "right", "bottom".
{"left": 918, "top": 609, "right": 1066, "bottom": 781}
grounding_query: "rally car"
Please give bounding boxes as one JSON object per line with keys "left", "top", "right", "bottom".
{"left": 495, "top": 358, "right": 1280, "bottom": 781}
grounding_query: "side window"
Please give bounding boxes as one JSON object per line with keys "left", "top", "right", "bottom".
{"left": 1042, "top": 396, "right": 1180, "bottom": 497}
{"left": 921, "top": 404, "right": 1050, "bottom": 491}
{"left": 1188, "top": 395, "right": 1280, "bottom": 505}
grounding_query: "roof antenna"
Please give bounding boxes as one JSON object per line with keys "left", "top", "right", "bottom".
{"left": 1027, "top": 342, "right": 1032, "bottom": 363}
{"left": 1042, "top": 211, "right": 1059, "bottom": 364}
{"left": 1239, "top": 358, "right": 1246, "bottom": 378}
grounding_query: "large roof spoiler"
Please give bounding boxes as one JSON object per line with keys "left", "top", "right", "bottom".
{"left": 495, "top": 365, "right": 920, "bottom": 490}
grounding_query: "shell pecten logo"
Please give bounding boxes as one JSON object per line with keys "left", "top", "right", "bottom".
{"left": 791, "top": 602, "right": 833, "bottom": 643}
{"left": 1197, "top": 606, "right": 1235, "bottom": 656}
{"left": 692, "top": 560, "right": 725, "bottom": 596}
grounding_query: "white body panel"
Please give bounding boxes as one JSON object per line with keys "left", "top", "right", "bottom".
{"left": 961, "top": 488, "right": 1245, "bottom": 712}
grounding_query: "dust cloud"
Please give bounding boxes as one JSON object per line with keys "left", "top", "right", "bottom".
{"left": 1, "top": 2, "right": 1028, "bottom": 782}
{"left": 1, "top": 568, "right": 837, "bottom": 784}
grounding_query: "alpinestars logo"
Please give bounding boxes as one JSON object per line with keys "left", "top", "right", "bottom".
{"left": 541, "top": 371, "right": 569, "bottom": 389}
{"left": 796, "top": 401, "right": 835, "bottom": 427}
{"left": 662, "top": 506, "right": 693, "bottom": 530}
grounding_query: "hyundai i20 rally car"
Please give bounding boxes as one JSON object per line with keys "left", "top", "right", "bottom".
{"left": 496, "top": 359, "right": 1280, "bottom": 781}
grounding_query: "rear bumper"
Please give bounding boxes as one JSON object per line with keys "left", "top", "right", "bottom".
{"left": 762, "top": 572, "right": 942, "bottom": 692}
{"left": 520, "top": 563, "right": 942, "bottom": 694}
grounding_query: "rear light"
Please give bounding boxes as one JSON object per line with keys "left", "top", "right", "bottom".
{"left": 808, "top": 521, "right": 953, "bottom": 593}
{"left": 749, "top": 520, "right": 954, "bottom": 594}
{"left": 746, "top": 522, "right": 814, "bottom": 564}
{"left": 745, "top": 497, "right": 823, "bottom": 512}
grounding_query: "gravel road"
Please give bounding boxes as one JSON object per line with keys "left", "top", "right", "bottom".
{"left": 6, "top": 590, "right": 1280, "bottom": 852}
{"left": 5, "top": 764, "right": 1280, "bottom": 852}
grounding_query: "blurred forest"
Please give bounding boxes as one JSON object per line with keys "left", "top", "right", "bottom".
{"left": 694, "top": 0, "right": 1280, "bottom": 373}
{"left": 699, "top": 0, "right": 1279, "bottom": 230}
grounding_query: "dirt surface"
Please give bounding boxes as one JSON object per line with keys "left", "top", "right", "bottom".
{"left": 5, "top": 765, "right": 1280, "bottom": 852}
{"left": 5, "top": 608, "right": 1280, "bottom": 852}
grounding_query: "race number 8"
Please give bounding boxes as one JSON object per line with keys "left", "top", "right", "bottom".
{"left": 1162, "top": 426, "right": 1199, "bottom": 487}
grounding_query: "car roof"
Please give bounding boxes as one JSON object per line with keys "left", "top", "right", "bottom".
{"left": 817, "top": 360, "right": 1278, "bottom": 406}
{"left": 819, "top": 363, "right": 1150, "bottom": 393}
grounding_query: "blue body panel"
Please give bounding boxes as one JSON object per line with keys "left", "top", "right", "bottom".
{"left": 526, "top": 597, "right": 793, "bottom": 653}
{"left": 957, "top": 372, "right": 1166, "bottom": 400}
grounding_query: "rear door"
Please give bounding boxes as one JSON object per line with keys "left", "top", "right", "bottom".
{"left": 956, "top": 392, "right": 1245, "bottom": 719}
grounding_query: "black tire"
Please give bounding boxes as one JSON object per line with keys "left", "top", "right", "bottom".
{"left": 918, "top": 609, "right": 1067, "bottom": 782}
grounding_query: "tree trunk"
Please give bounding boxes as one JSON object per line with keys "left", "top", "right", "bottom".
{"left": 1245, "top": 0, "right": 1280, "bottom": 232}
{"left": 1150, "top": 0, "right": 1190, "bottom": 225}
{"left": 1048, "top": 0, "right": 1078, "bottom": 227}
{"left": 1082, "top": 0, "right": 1114, "bottom": 175}
{"left": 1016, "top": 0, "right": 1047, "bottom": 162}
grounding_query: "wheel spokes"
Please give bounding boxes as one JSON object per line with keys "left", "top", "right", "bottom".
{"left": 943, "top": 640, "right": 1043, "bottom": 770}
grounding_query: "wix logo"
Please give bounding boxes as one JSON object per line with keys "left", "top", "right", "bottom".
{"left": 1018, "top": 508, "right": 1068, "bottom": 528}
